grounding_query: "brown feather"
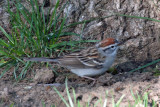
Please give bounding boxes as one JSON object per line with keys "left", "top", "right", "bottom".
{"left": 99, "top": 38, "right": 116, "bottom": 47}
{"left": 57, "top": 46, "right": 105, "bottom": 69}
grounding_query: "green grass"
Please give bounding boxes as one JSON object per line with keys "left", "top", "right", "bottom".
{"left": 52, "top": 79, "right": 157, "bottom": 107}
{"left": 128, "top": 59, "right": 160, "bottom": 73}
{"left": 1, "top": 0, "right": 70, "bottom": 80}
{"left": 129, "top": 90, "right": 157, "bottom": 107}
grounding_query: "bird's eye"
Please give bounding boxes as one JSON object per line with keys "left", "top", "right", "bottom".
{"left": 111, "top": 46, "right": 115, "bottom": 48}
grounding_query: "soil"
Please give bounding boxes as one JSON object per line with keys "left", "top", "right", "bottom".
{"left": 0, "top": 66, "right": 160, "bottom": 107}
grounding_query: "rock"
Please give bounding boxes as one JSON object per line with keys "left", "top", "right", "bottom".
{"left": 34, "top": 68, "right": 55, "bottom": 83}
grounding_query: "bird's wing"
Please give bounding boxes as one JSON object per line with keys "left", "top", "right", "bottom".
{"left": 58, "top": 47, "right": 105, "bottom": 69}
{"left": 58, "top": 55, "right": 86, "bottom": 69}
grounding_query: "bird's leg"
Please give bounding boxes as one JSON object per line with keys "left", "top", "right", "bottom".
{"left": 82, "top": 76, "right": 95, "bottom": 81}
{"left": 82, "top": 76, "right": 96, "bottom": 86}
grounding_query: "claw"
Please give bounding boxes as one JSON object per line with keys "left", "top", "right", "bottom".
{"left": 82, "top": 76, "right": 97, "bottom": 86}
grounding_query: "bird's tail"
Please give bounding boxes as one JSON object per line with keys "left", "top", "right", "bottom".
{"left": 24, "top": 57, "right": 58, "bottom": 62}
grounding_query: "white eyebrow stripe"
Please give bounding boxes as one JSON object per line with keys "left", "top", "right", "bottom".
{"left": 102, "top": 44, "right": 118, "bottom": 52}
{"left": 103, "top": 47, "right": 110, "bottom": 52}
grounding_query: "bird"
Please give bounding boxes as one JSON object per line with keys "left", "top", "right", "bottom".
{"left": 24, "top": 38, "right": 122, "bottom": 82}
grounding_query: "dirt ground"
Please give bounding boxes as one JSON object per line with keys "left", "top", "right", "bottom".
{"left": 0, "top": 66, "right": 160, "bottom": 107}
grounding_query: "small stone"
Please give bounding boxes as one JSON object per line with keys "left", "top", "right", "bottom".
{"left": 24, "top": 86, "right": 32, "bottom": 90}
{"left": 34, "top": 68, "right": 54, "bottom": 83}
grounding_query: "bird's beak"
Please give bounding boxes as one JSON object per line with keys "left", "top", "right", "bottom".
{"left": 118, "top": 41, "right": 124, "bottom": 46}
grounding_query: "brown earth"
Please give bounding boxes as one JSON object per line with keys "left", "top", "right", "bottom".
{"left": 0, "top": 67, "right": 160, "bottom": 107}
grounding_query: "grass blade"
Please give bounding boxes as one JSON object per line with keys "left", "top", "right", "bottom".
{"left": 103, "top": 91, "right": 108, "bottom": 107}
{"left": 65, "top": 78, "right": 74, "bottom": 107}
{"left": 72, "top": 89, "right": 77, "bottom": 104}
{"left": 129, "top": 59, "right": 160, "bottom": 72}
{"left": 115, "top": 13, "right": 160, "bottom": 22}
{"left": 0, "top": 38, "right": 10, "bottom": 47}
{"left": 116, "top": 94, "right": 125, "bottom": 106}
{"left": 0, "top": 26, "right": 14, "bottom": 44}
{"left": 0, "top": 60, "right": 14, "bottom": 68}
{"left": 53, "top": 87, "right": 70, "bottom": 107}
{"left": 0, "top": 65, "right": 14, "bottom": 79}
{"left": 64, "top": 15, "right": 113, "bottom": 29}
{"left": 18, "top": 61, "right": 32, "bottom": 79}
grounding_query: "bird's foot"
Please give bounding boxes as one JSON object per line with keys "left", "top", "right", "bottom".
{"left": 82, "top": 76, "right": 97, "bottom": 86}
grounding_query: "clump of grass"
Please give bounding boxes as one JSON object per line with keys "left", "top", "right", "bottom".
{"left": 129, "top": 90, "right": 157, "bottom": 107}
{"left": 0, "top": 0, "right": 101, "bottom": 80}
{"left": 1, "top": 0, "right": 69, "bottom": 80}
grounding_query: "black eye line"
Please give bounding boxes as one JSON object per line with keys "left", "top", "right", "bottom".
{"left": 103, "top": 45, "right": 116, "bottom": 52}
{"left": 111, "top": 46, "right": 115, "bottom": 48}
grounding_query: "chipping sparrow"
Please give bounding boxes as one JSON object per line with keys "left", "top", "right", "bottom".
{"left": 24, "top": 38, "right": 121, "bottom": 81}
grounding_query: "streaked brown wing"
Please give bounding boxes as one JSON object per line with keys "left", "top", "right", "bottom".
{"left": 78, "top": 46, "right": 104, "bottom": 66}
{"left": 58, "top": 55, "right": 86, "bottom": 68}
{"left": 57, "top": 47, "right": 105, "bottom": 69}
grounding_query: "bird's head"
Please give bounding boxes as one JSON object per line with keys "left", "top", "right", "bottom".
{"left": 96, "top": 38, "right": 122, "bottom": 57}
